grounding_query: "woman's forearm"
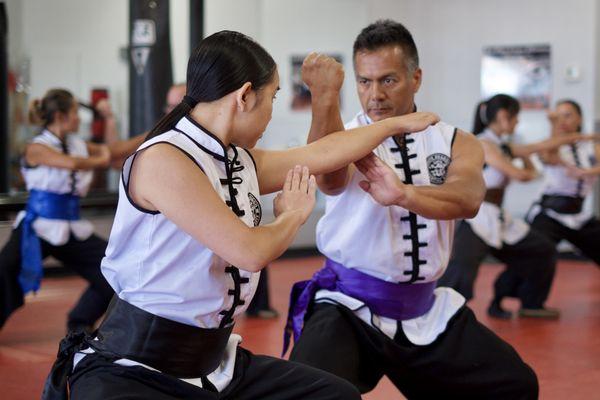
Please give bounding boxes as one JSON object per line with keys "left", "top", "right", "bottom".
{"left": 237, "top": 210, "right": 305, "bottom": 272}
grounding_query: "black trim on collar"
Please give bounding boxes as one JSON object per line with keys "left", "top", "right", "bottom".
{"left": 42, "top": 128, "right": 66, "bottom": 144}
{"left": 184, "top": 115, "right": 229, "bottom": 153}
{"left": 173, "top": 128, "right": 227, "bottom": 162}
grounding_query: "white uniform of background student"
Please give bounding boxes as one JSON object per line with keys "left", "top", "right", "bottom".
{"left": 440, "top": 94, "right": 588, "bottom": 320}
{"left": 527, "top": 99, "right": 600, "bottom": 265}
{"left": 0, "top": 89, "right": 114, "bottom": 333}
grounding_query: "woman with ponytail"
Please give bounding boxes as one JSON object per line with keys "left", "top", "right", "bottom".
{"left": 0, "top": 89, "right": 114, "bottom": 333}
{"left": 42, "top": 31, "right": 438, "bottom": 399}
{"left": 439, "top": 94, "right": 588, "bottom": 319}
{"left": 526, "top": 99, "right": 600, "bottom": 266}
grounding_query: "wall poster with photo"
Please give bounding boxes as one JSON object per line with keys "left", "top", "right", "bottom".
{"left": 290, "top": 54, "right": 343, "bottom": 111}
{"left": 481, "top": 44, "right": 551, "bottom": 109}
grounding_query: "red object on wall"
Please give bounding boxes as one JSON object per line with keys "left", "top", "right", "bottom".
{"left": 91, "top": 88, "right": 108, "bottom": 143}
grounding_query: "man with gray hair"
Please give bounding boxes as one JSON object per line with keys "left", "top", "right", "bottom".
{"left": 285, "top": 20, "right": 538, "bottom": 399}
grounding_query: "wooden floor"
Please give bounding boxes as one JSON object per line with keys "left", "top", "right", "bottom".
{"left": 0, "top": 257, "right": 598, "bottom": 399}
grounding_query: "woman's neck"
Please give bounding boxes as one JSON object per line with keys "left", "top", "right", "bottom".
{"left": 188, "top": 101, "right": 235, "bottom": 147}
{"left": 45, "top": 124, "right": 66, "bottom": 141}
{"left": 487, "top": 122, "right": 504, "bottom": 137}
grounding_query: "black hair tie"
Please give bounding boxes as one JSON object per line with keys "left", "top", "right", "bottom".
{"left": 182, "top": 95, "right": 199, "bottom": 108}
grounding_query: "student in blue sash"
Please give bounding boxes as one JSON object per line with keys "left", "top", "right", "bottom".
{"left": 0, "top": 89, "right": 114, "bottom": 333}
{"left": 42, "top": 31, "right": 439, "bottom": 400}
{"left": 286, "top": 20, "right": 539, "bottom": 399}
{"left": 527, "top": 99, "right": 600, "bottom": 265}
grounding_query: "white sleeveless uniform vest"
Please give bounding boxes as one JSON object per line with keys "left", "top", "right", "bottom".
{"left": 528, "top": 140, "right": 597, "bottom": 229}
{"left": 14, "top": 129, "right": 94, "bottom": 245}
{"left": 465, "top": 129, "right": 529, "bottom": 248}
{"left": 315, "top": 111, "right": 465, "bottom": 345}
{"left": 79, "top": 116, "right": 262, "bottom": 391}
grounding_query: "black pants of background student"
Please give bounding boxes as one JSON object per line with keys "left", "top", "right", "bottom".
{"left": 0, "top": 223, "right": 114, "bottom": 330}
{"left": 246, "top": 267, "right": 272, "bottom": 315}
{"left": 290, "top": 303, "right": 538, "bottom": 399}
{"left": 529, "top": 212, "right": 600, "bottom": 265}
{"left": 69, "top": 347, "right": 361, "bottom": 400}
{"left": 438, "top": 221, "right": 557, "bottom": 308}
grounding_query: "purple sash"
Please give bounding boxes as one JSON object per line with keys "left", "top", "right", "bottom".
{"left": 283, "top": 258, "right": 436, "bottom": 355}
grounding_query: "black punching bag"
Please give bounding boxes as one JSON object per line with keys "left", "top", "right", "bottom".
{"left": 129, "top": 0, "right": 173, "bottom": 137}
{"left": 0, "top": 3, "right": 8, "bottom": 192}
{"left": 189, "top": 0, "right": 204, "bottom": 53}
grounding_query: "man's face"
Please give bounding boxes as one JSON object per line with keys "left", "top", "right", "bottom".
{"left": 354, "top": 45, "right": 421, "bottom": 122}
{"left": 164, "top": 85, "right": 186, "bottom": 114}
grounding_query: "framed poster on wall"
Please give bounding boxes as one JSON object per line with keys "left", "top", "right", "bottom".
{"left": 481, "top": 44, "right": 551, "bottom": 109}
{"left": 290, "top": 54, "right": 343, "bottom": 111}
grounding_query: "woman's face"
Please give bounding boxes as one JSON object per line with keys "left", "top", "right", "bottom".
{"left": 234, "top": 69, "right": 280, "bottom": 148}
{"left": 555, "top": 103, "right": 582, "bottom": 134}
{"left": 59, "top": 102, "right": 80, "bottom": 133}
{"left": 495, "top": 109, "right": 519, "bottom": 135}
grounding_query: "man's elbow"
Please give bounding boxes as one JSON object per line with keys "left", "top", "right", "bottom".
{"left": 460, "top": 199, "right": 481, "bottom": 219}
{"left": 460, "top": 185, "right": 485, "bottom": 219}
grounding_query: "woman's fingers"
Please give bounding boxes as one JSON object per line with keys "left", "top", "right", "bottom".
{"left": 300, "top": 166, "right": 310, "bottom": 193}
{"left": 284, "top": 168, "right": 293, "bottom": 191}
{"left": 291, "top": 165, "right": 302, "bottom": 190}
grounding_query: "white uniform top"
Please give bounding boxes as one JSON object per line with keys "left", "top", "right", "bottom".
{"left": 528, "top": 140, "right": 597, "bottom": 229}
{"left": 14, "top": 129, "right": 94, "bottom": 245}
{"left": 315, "top": 111, "right": 465, "bottom": 345}
{"left": 465, "top": 129, "right": 529, "bottom": 248}
{"left": 79, "top": 116, "right": 262, "bottom": 391}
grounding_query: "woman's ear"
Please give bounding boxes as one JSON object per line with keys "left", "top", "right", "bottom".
{"left": 236, "top": 82, "right": 256, "bottom": 112}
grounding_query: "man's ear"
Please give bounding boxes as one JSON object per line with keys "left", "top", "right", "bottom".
{"left": 412, "top": 67, "right": 423, "bottom": 94}
{"left": 235, "top": 82, "right": 255, "bottom": 112}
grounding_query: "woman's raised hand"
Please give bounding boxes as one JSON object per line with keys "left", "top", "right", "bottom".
{"left": 273, "top": 165, "right": 317, "bottom": 224}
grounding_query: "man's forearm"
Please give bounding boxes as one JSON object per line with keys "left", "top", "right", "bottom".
{"left": 398, "top": 182, "right": 483, "bottom": 220}
{"left": 307, "top": 91, "right": 349, "bottom": 194}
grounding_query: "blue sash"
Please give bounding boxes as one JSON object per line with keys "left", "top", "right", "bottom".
{"left": 19, "top": 189, "right": 80, "bottom": 294}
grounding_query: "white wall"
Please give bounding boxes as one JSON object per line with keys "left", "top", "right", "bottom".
{"left": 20, "top": 0, "right": 128, "bottom": 134}
{"left": 368, "top": 0, "right": 599, "bottom": 217}
{"left": 4, "top": 0, "right": 599, "bottom": 245}
{"left": 6, "top": 0, "right": 191, "bottom": 138}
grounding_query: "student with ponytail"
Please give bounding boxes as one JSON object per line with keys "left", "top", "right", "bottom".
{"left": 42, "top": 31, "right": 438, "bottom": 400}
{"left": 439, "top": 94, "right": 587, "bottom": 319}
{"left": 0, "top": 89, "right": 114, "bottom": 332}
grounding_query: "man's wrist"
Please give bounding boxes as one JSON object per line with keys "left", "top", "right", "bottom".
{"left": 395, "top": 184, "right": 415, "bottom": 208}
{"left": 309, "top": 89, "right": 340, "bottom": 105}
